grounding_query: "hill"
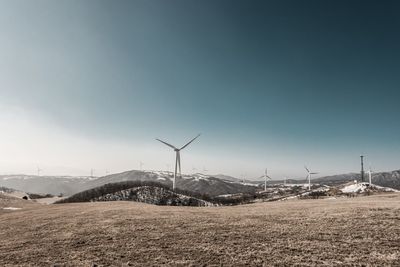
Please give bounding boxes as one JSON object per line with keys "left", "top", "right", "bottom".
{"left": 1, "top": 171, "right": 258, "bottom": 197}
{"left": 0, "top": 175, "right": 93, "bottom": 196}
{"left": 83, "top": 171, "right": 258, "bottom": 197}
{"left": 57, "top": 181, "right": 215, "bottom": 207}
{"left": 2, "top": 169, "right": 400, "bottom": 198}
{"left": 0, "top": 186, "right": 30, "bottom": 200}
{"left": 313, "top": 170, "right": 400, "bottom": 189}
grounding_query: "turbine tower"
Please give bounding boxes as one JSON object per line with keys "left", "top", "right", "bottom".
{"left": 305, "top": 166, "right": 318, "bottom": 190}
{"left": 37, "top": 165, "right": 42, "bottom": 176}
{"left": 240, "top": 174, "right": 246, "bottom": 184}
{"left": 260, "top": 168, "right": 272, "bottom": 191}
{"left": 360, "top": 155, "right": 365, "bottom": 182}
{"left": 367, "top": 166, "right": 374, "bottom": 185}
{"left": 156, "top": 134, "right": 200, "bottom": 190}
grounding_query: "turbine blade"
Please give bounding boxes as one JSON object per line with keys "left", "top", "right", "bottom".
{"left": 156, "top": 138, "right": 177, "bottom": 150}
{"left": 304, "top": 166, "right": 310, "bottom": 173}
{"left": 180, "top": 134, "right": 201, "bottom": 150}
{"left": 174, "top": 152, "right": 178, "bottom": 177}
{"left": 178, "top": 152, "right": 181, "bottom": 177}
{"left": 265, "top": 168, "right": 268, "bottom": 176}
{"left": 310, "top": 172, "right": 318, "bottom": 175}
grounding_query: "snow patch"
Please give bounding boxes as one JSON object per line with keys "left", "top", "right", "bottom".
{"left": 341, "top": 182, "right": 399, "bottom": 193}
{"left": 341, "top": 183, "right": 366, "bottom": 193}
{"left": 3, "top": 207, "right": 21, "bottom": 210}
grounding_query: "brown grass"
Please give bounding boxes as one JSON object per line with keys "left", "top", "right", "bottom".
{"left": 1, "top": 194, "right": 400, "bottom": 266}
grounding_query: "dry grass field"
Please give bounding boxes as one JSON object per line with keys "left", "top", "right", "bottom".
{"left": 1, "top": 194, "right": 399, "bottom": 266}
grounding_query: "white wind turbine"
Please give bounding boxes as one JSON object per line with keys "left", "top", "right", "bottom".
{"left": 156, "top": 134, "right": 201, "bottom": 190}
{"left": 139, "top": 161, "right": 144, "bottom": 171}
{"left": 260, "top": 168, "right": 272, "bottom": 191}
{"left": 305, "top": 166, "right": 318, "bottom": 190}
{"left": 37, "top": 165, "right": 42, "bottom": 176}
{"left": 367, "top": 166, "right": 374, "bottom": 185}
{"left": 240, "top": 174, "right": 246, "bottom": 184}
{"left": 203, "top": 167, "right": 208, "bottom": 174}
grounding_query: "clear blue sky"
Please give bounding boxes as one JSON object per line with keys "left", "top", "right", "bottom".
{"left": 0, "top": 0, "right": 399, "bottom": 179}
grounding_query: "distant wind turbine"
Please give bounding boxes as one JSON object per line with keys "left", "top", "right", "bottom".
{"left": 165, "top": 164, "right": 172, "bottom": 175}
{"left": 305, "top": 166, "right": 318, "bottom": 190}
{"left": 260, "top": 168, "right": 272, "bottom": 191}
{"left": 139, "top": 161, "right": 144, "bottom": 171}
{"left": 37, "top": 165, "right": 42, "bottom": 176}
{"left": 156, "top": 134, "right": 201, "bottom": 190}
{"left": 367, "top": 166, "right": 374, "bottom": 185}
{"left": 240, "top": 174, "right": 245, "bottom": 184}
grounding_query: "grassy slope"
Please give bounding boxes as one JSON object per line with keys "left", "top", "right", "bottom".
{"left": 0, "top": 194, "right": 399, "bottom": 266}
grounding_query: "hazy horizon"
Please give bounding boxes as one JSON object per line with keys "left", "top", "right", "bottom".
{"left": 1, "top": 0, "right": 400, "bottom": 179}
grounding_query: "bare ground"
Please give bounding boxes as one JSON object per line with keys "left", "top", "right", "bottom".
{"left": 0, "top": 194, "right": 399, "bottom": 266}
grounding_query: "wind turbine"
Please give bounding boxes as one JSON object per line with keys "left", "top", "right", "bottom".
{"left": 37, "top": 165, "right": 42, "bottom": 176}
{"left": 367, "top": 166, "right": 374, "bottom": 185}
{"left": 304, "top": 166, "right": 318, "bottom": 190}
{"left": 240, "top": 174, "right": 246, "bottom": 184}
{"left": 203, "top": 167, "right": 208, "bottom": 174}
{"left": 260, "top": 168, "right": 272, "bottom": 191}
{"left": 156, "top": 134, "right": 201, "bottom": 190}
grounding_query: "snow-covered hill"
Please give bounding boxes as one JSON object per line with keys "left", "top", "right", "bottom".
{"left": 93, "top": 186, "right": 215, "bottom": 207}
{"left": 84, "top": 170, "right": 258, "bottom": 197}
{"left": 314, "top": 170, "right": 400, "bottom": 190}
{"left": 340, "top": 182, "right": 399, "bottom": 194}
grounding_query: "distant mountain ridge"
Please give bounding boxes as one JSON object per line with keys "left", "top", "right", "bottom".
{"left": 0, "top": 175, "right": 93, "bottom": 196}
{"left": 1, "top": 169, "right": 400, "bottom": 197}
{"left": 82, "top": 170, "right": 258, "bottom": 197}
{"left": 313, "top": 170, "right": 400, "bottom": 190}
{"left": 0, "top": 171, "right": 258, "bottom": 197}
